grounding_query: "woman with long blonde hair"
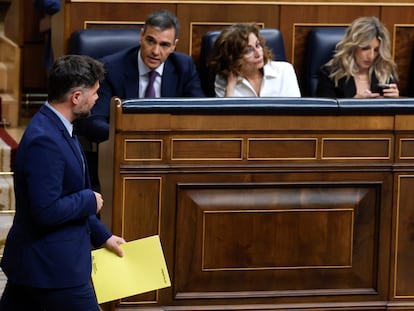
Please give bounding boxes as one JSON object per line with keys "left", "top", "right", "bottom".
{"left": 316, "top": 16, "right": 399, "bottom": 98}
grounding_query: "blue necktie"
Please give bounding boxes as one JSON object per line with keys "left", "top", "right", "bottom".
{"left": 144, "top": 70, "right": 157, "bottom": 98}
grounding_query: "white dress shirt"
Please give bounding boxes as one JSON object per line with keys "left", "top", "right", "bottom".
{"left": 214, "top": 61, "right": 301, "bottom": 97}
{"left": 138, "top": 50, "right": 164, "bottom": 98}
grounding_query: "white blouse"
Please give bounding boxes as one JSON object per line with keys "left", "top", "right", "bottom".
{"left": 214, "top": 61, "right": 301, "bottom": 97}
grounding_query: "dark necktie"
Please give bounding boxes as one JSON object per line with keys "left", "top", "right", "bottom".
{"left": 72, "top": 134, "right": 85, "bottom": 176}
{"left": 144, "top": 70, "right": 157, "bottom": 98}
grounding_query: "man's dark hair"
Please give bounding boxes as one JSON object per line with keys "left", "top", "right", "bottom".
{"left": 48, "top": 54, "right": 105, "bottom": 102}
{"left": 144, "top": 9, "right": 180, "bottom": 40}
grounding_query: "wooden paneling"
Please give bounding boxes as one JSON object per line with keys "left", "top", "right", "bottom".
{"left": 106, "top": 99, "right": 414, "bottom": 309}
{"left": 171, "top": 138, "right": 243, "bottom": 160}
{"left": 394, "top": 175, "right": 414, "bottom": 298}
{"left": 61, "top": 3, "right": 176, "bottom": 54}
{"left": 321, "top": 138, "right": 392, "bottom": 160}
{"left": 393, "top": 26, "right": 414, "bottom": 96}
{"left": 399, "top": 138, "right": 414, "bottom": 159}
{"left": 116, "top": 176, "right": 162, "bottom": 304}
{"left": 22, "top": 43, "right": 47, "bottom": 89}
{"left": 124, "top": 139, "right": 163, "bottom": 161}
{"left": 381, "top": 7, "right": 414, "bottom": 95}
{"left": 175, "top": 183, "right": 379, "bottom": 297}
{"left": 247, "top": 138, "right": 317, "bottom": 160}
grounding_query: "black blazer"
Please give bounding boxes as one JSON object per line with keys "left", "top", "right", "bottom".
{"left": 316, "top": 65, "right": 397, "bottom": 98}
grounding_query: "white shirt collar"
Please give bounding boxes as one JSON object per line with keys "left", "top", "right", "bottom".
{"left": 262, "top": 61, "right": 280, "bottom": 79}
{"left": 45, "top": 102, "right": 73, "bottom": 137}
{"left": 235, "top": 62, "right": 279, "bottom": 83}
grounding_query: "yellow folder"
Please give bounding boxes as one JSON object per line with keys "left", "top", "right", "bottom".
{"left": 91, "top": 235, "right": 171, "bottom": 304}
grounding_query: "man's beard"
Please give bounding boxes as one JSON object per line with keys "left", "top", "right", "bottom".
{"left": 74, "top": 109, "right": 91, "bottom": 120}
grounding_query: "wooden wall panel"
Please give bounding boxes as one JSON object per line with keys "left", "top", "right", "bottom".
{"left": 172, "top": 138, "right": 243, "bottom": 160}
{"left": 393, "top": 175, "right": 414, "bottom": 298}
{"left": 108, "top": 101, "right": 400, "bottom": 309}
{"left": 321, "top": 138, "right": 392, "bottom": 160}
{"left": 115, "top": 176, "right": 163, "bottom": 304}
{"left": 399, "top": 138, "right": 414, "bottom": 159}
{"left": 382, "top": 7, "right": 414, "bottom": 96}
{"left": 391, "top": 26, "right": 414, "bottom": 96}
{"left": 247, "top": 138, "right": 317, "bottom": 160}
{"left": 175, "top": 183, "right": 380, "bottom": 298}
{"left": 124, "top": 139, "right": 163, "bottom": 161}
{"left": 121, "top": 177, "right": 161, "bottom": 240}
{"left": 61, "top": 3, "right": 177, "bottom": 55}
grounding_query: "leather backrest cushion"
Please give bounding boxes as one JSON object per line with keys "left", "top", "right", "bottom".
{"left": 68, "top": 28, "right": 141, "bottom": 59}
{"left": 302, "top": 27, "right": 347, "bottom": 96}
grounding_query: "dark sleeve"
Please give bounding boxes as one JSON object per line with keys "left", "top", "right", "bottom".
{"left": 73, "top": 104, "right": 109, "bottom": 144}
{"left": 89, "top": 215, "right": 112, "bottom": 248}
{"left": 74, "top": 62, "right": 114, "bottom": 143}
{"left": 84, "top": 76, "right": 113, "bottom": 142}
{"left": 74, "top": 116, "right": 109, "bottom": 144}
{"left": 182, "top": 58, "right": 206, "bottom": 97}
{"left": 316, "top": 66, "right": 338, "bottom": 98}
{"left": 389, "top": 74, "right": 398, "bottom": 84}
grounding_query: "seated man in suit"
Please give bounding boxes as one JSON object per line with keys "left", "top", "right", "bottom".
{"left": 74, "top": 9, "right": 205, "bottom": 191}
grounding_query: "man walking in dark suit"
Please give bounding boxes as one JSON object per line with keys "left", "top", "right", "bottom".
{"left": 0, "top": 55, "right": 126, "bottom": 310}
{"left": 74, "top": 9, "right": 205, "bottom": 191}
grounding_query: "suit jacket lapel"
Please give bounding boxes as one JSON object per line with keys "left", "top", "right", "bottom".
{"left": 160, "top": 58, "right": 178, "bottom": 96}
{"left": 65, "top": 131, "right": 88, "bottom": 186}
{"left": 124, "top": 49, "right": 140, "bottom": 99}
{"left": 40, "top": 105, "right": 89, "bottom": 188}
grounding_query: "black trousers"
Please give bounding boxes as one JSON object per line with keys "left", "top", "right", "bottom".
{"left": 0, "top": 280, "right": 100, "bottom": 311}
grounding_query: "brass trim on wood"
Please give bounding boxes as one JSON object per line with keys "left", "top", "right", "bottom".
{"left": 68, "top": 1, "right": 414, "bottom": 6}
{"left": 123, "top": 139, "right": 163, "bottom": 161}
{"left": 393, "top": 175, "right": 414, "bottom": 299}
{"left": 399, "top": 138, "right": 414, "bottom": 160}
{"left": 121, "top": 176, "right": 162, "bottom": 237}
{"left": 247, "top": 137, "right": 318, "bottom": 160}
{"left": 321, "top": 137, "right": 392, "bottom": 160}
{"left": 171, "top": 138, "right": 244, "bottom": 161}
{"left": 83, "top": 20, "right": 144, "bottom": 29}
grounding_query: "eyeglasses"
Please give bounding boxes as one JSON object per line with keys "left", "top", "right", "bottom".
{"left": 244, "top": 43, "right": 263, "bottom": 57}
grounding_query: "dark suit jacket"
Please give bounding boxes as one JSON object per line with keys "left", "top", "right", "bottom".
{"left": 1, "top": 104, "right": 111, "bottom": 288}
{"left": 316, "top": 65, "right": 397, "bottom": 98}
{"left": 75, "top": 46, "right": 205, "bottom": 143}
